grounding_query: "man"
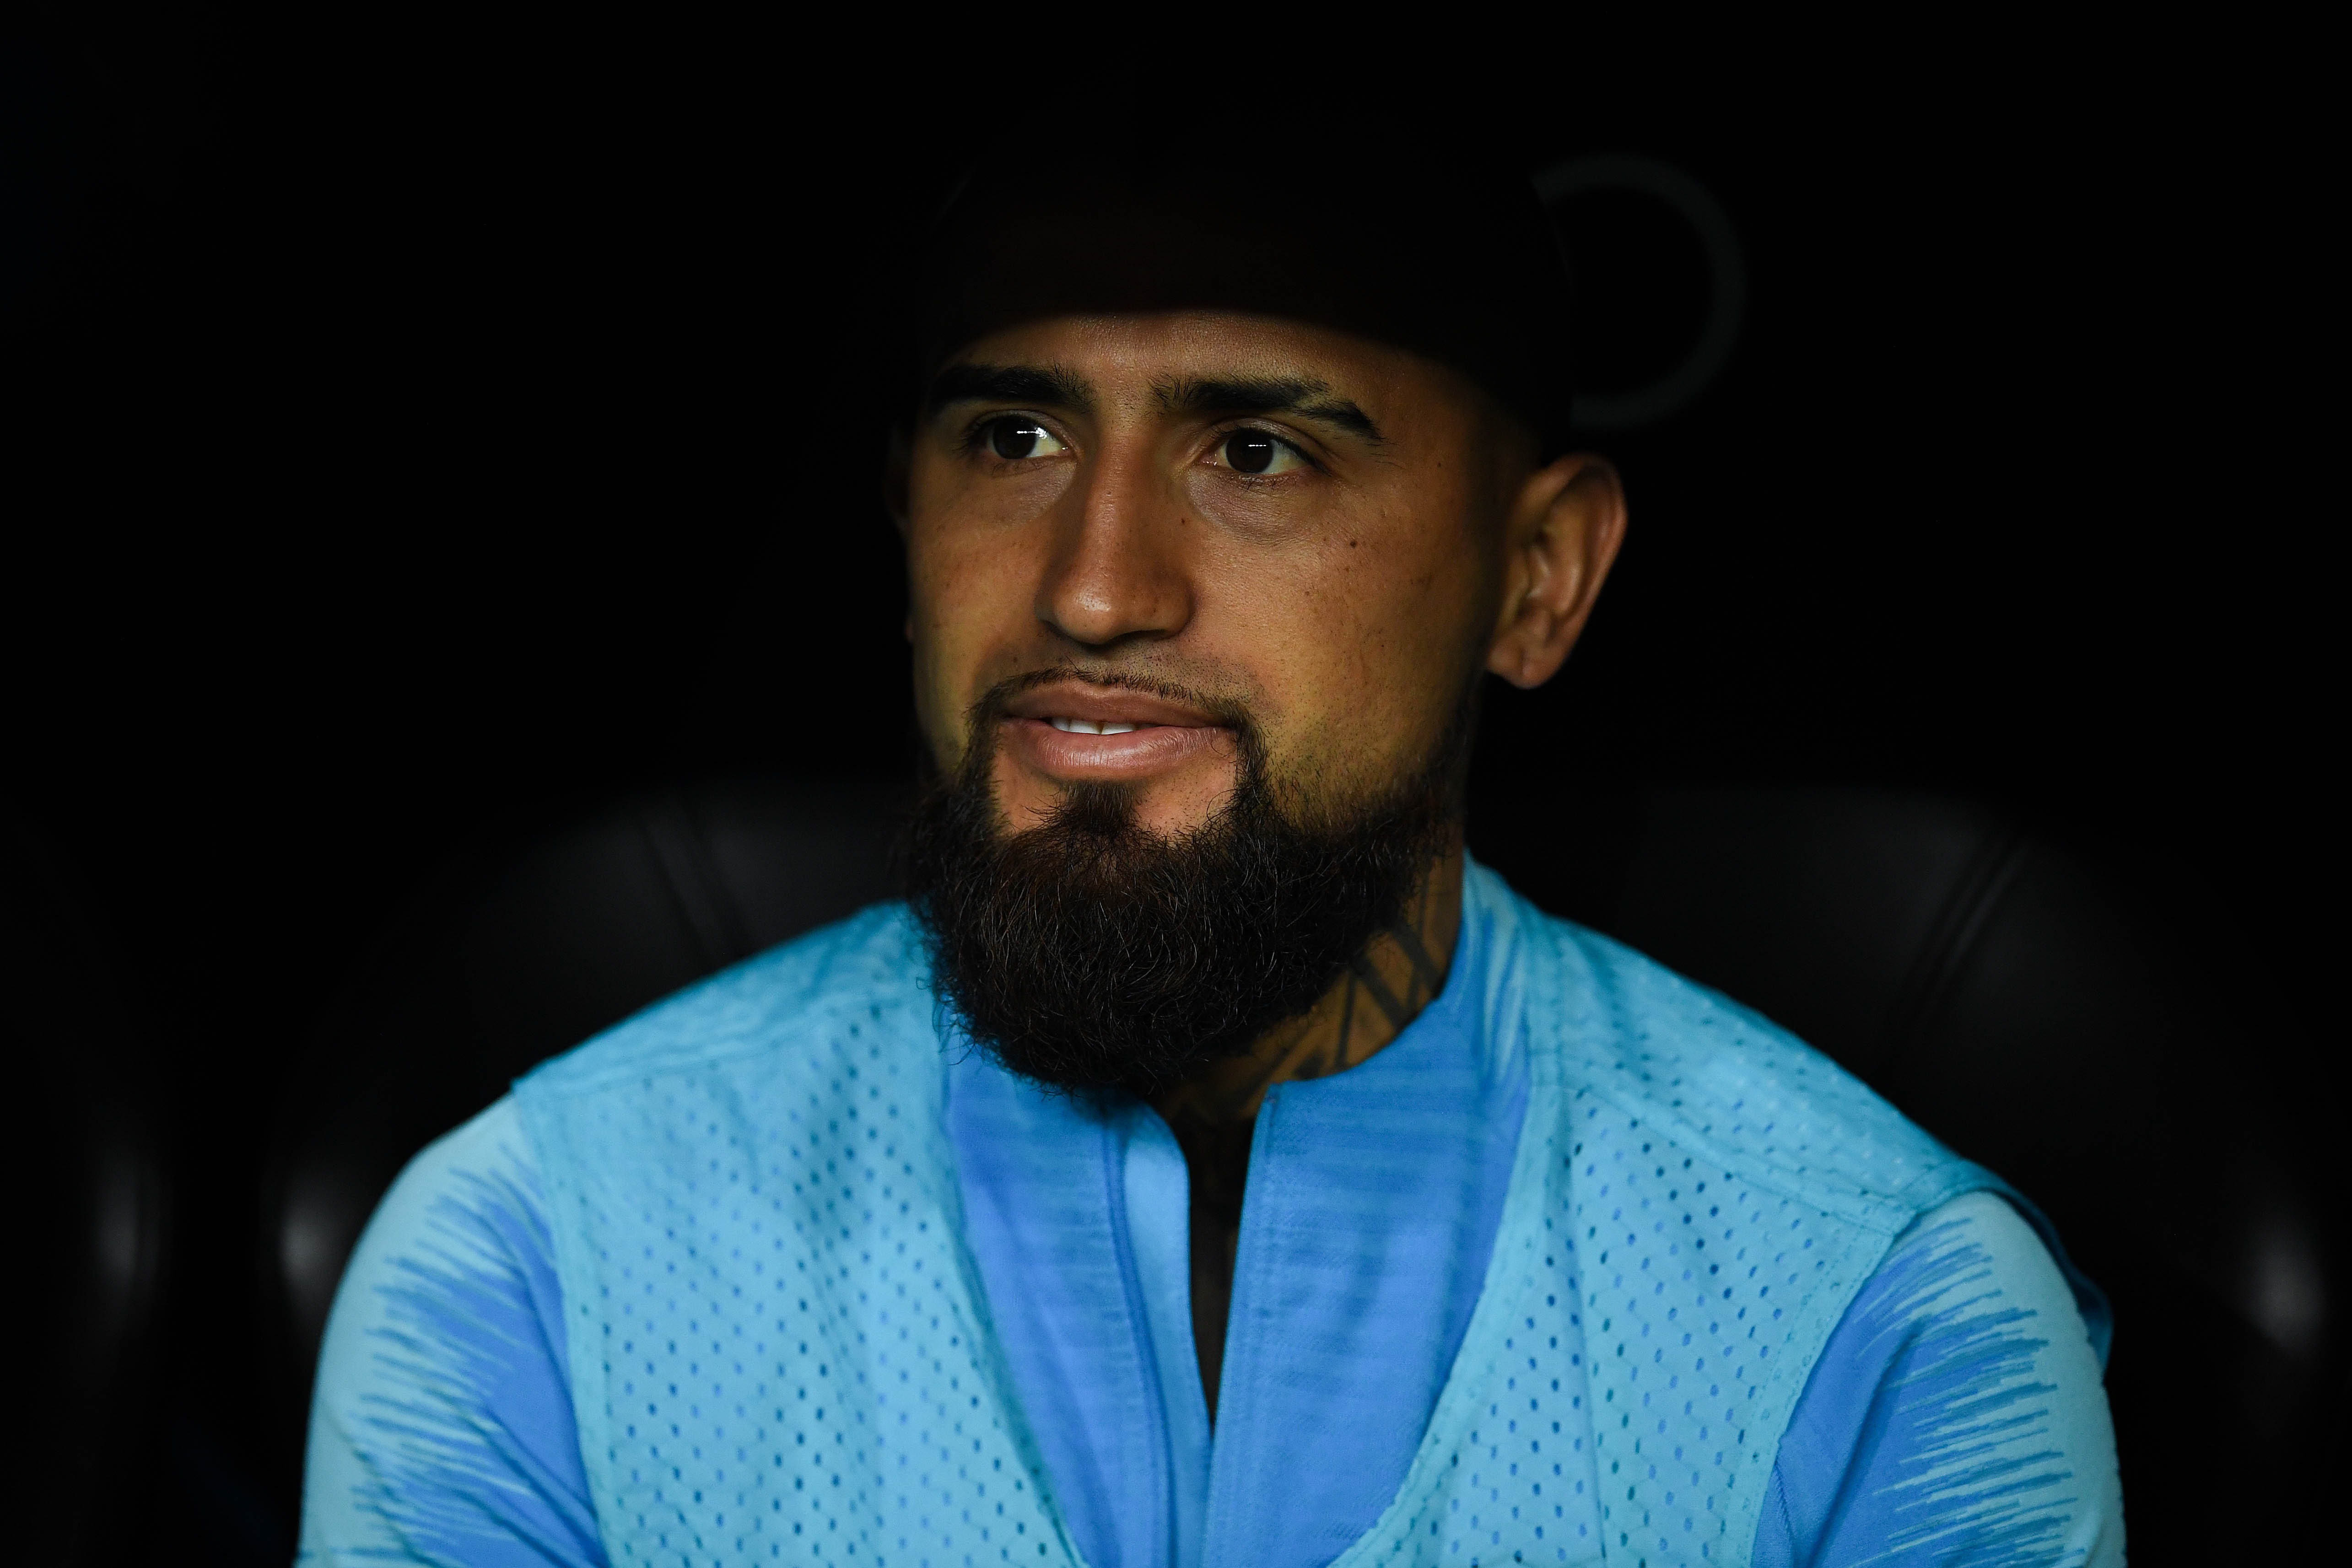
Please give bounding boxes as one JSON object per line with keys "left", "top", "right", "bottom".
{"left": 301, "top": 127, "right": 2123, "bottom": 1565}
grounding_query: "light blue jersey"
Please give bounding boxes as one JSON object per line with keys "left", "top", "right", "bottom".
{"left": 302, "top": 871, "right": 2122, "bottom": 1564}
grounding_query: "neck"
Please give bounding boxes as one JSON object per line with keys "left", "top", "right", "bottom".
{"left": 1154, "top": 840, "right": 1467, "bottom": 1131}
{"left": 1151, "top": 838, "right": 1466, "bottom": 1421}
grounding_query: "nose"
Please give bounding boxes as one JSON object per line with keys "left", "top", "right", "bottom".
{"left": 1035, "top": 447, "right": 1195, "bottom": 652}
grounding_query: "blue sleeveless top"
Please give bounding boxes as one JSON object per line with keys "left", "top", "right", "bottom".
{"left": 302, "top": 864, "right": 2121, "bottom": 1565}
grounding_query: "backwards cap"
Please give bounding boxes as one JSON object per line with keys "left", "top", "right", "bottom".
{"left": 913, "top": 123, "right": 1575, "bottom": 457}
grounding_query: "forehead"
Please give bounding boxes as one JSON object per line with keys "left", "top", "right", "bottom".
{"left": 943, "top": 312, "right": 1481, "bottom": 420}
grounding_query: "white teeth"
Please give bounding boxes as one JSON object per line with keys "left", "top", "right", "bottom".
{"left": 1050, "top": 718, "right": 1141, "bottom": 735}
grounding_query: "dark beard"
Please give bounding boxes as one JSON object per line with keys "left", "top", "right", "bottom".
{"left": 905, "top": 684, "right": 1464, "bottom": 1098}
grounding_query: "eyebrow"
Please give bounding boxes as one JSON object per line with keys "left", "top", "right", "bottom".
{"left": 925, "top": 362, "right": 1095, "bottom": 415}
{"left": 928, "top": 361, "right": 1385, "bottom": 446}
{"left": 1154, "top": 375, "right": 1384, "bottom": 443}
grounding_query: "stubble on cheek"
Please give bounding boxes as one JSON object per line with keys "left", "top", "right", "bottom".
{"left": 907, "top": 643, "right": 964, "bottom": 785}
{"left": 906, "top": 552, "right": 1003, "bottom": 789}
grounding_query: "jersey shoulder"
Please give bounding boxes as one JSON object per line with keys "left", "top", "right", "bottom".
{"left": 1757, "top": 1189, "right": 2125, "bottom": 1567}
{"left": 1473, "top": 864, "right": 1982, "bottom": 1230}
{"left": 300, "top": 1097, "right": 605, "bottom": 1565}
{"left": 517, "top": 900, "right": 935, "bottom": 1101}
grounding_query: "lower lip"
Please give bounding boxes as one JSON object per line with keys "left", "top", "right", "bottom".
{"left": 1002, "top": 717, "right": 1230, "bottom": 780}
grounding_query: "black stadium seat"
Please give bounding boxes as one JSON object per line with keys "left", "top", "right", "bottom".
{"left": 266, "top": 778, "right": 2337, "bottom": 1562}
{"left": 4, "top": 819, "right": 171, "bottom": 1567}
{"left": 262, "top": 775, "right": 907, "bottom": 1425}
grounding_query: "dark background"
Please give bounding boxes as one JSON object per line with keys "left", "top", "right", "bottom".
{"left": 5, "top": 11, "right": 2335, "bottom": 1559}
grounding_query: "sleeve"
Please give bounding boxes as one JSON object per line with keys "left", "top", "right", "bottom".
{"left": 297, "top": 1096, "right": 608, "bottom": 1568}
{"left": 1749, "top": 1189, "right": 2125, "bottom": 1568}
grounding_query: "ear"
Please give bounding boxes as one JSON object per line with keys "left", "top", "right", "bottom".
{"left": 1485, "top": 453, "right": 1628, "bottom": 690}
{"left": 883, "top": 424, "right": 913, "bottom": 536}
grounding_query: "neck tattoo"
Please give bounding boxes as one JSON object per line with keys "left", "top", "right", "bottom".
{"left": 1153, "top": 849, "right": 1464, "bottom": 1419}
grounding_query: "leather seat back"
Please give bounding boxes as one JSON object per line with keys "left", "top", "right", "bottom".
{"left": 265, "top": 775, "right": 906, "bottom": 1426}
{"left": 3, "top": 819, "right": 170, "bottom": 1568}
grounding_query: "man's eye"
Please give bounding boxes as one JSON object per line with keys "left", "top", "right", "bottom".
{"left": 1219, "top": 430, "right": 1307, "bottom": 475}
{"left": 983, "top": 418, "right": 1066, "bottom": 461}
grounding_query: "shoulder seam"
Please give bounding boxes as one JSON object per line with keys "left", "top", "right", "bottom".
{"left": 515, "top": 989, "right": 938, "bottom": 1101}
{"left": 513, "top": 902, "right": 935, "bottom": 1101}
{"left": 1494, "top": 891, "right": 1977, "bottom": 1237}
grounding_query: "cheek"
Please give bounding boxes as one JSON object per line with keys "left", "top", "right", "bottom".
{"left": 906, "top": 476, "right": 1067, "bottom": 763}
{"left": 1341, "top": 482, "right": 1500, "bottom": 678}
{"left": 906, "top": 451, "right": 1073, "bottom": 623}
{"left": 906, "top": 529, "right": 993, "bottom": 762}
{"left": 1204, "top": 509, "right": 1489, "bottom": 794}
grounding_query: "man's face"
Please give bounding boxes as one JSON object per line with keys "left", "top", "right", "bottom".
{"left": 903, "top": 312, "right": 1524, "bottom": 835}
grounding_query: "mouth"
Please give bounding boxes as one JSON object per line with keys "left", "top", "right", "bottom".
{"left": 995, "top": 680, "right": 1235, "bottom": 783}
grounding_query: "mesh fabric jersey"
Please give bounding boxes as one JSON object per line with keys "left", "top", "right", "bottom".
{"left": 301, "top": 864, "right": 2122, "bottom": 1566}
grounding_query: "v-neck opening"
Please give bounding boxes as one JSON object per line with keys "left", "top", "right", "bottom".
{"left": 945, "top": 866, "right": 1540, "bottom": 1568}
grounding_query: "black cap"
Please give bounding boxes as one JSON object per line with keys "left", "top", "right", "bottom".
{"left": 912, "top": 125, "right": 1574, "bottom": 458}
